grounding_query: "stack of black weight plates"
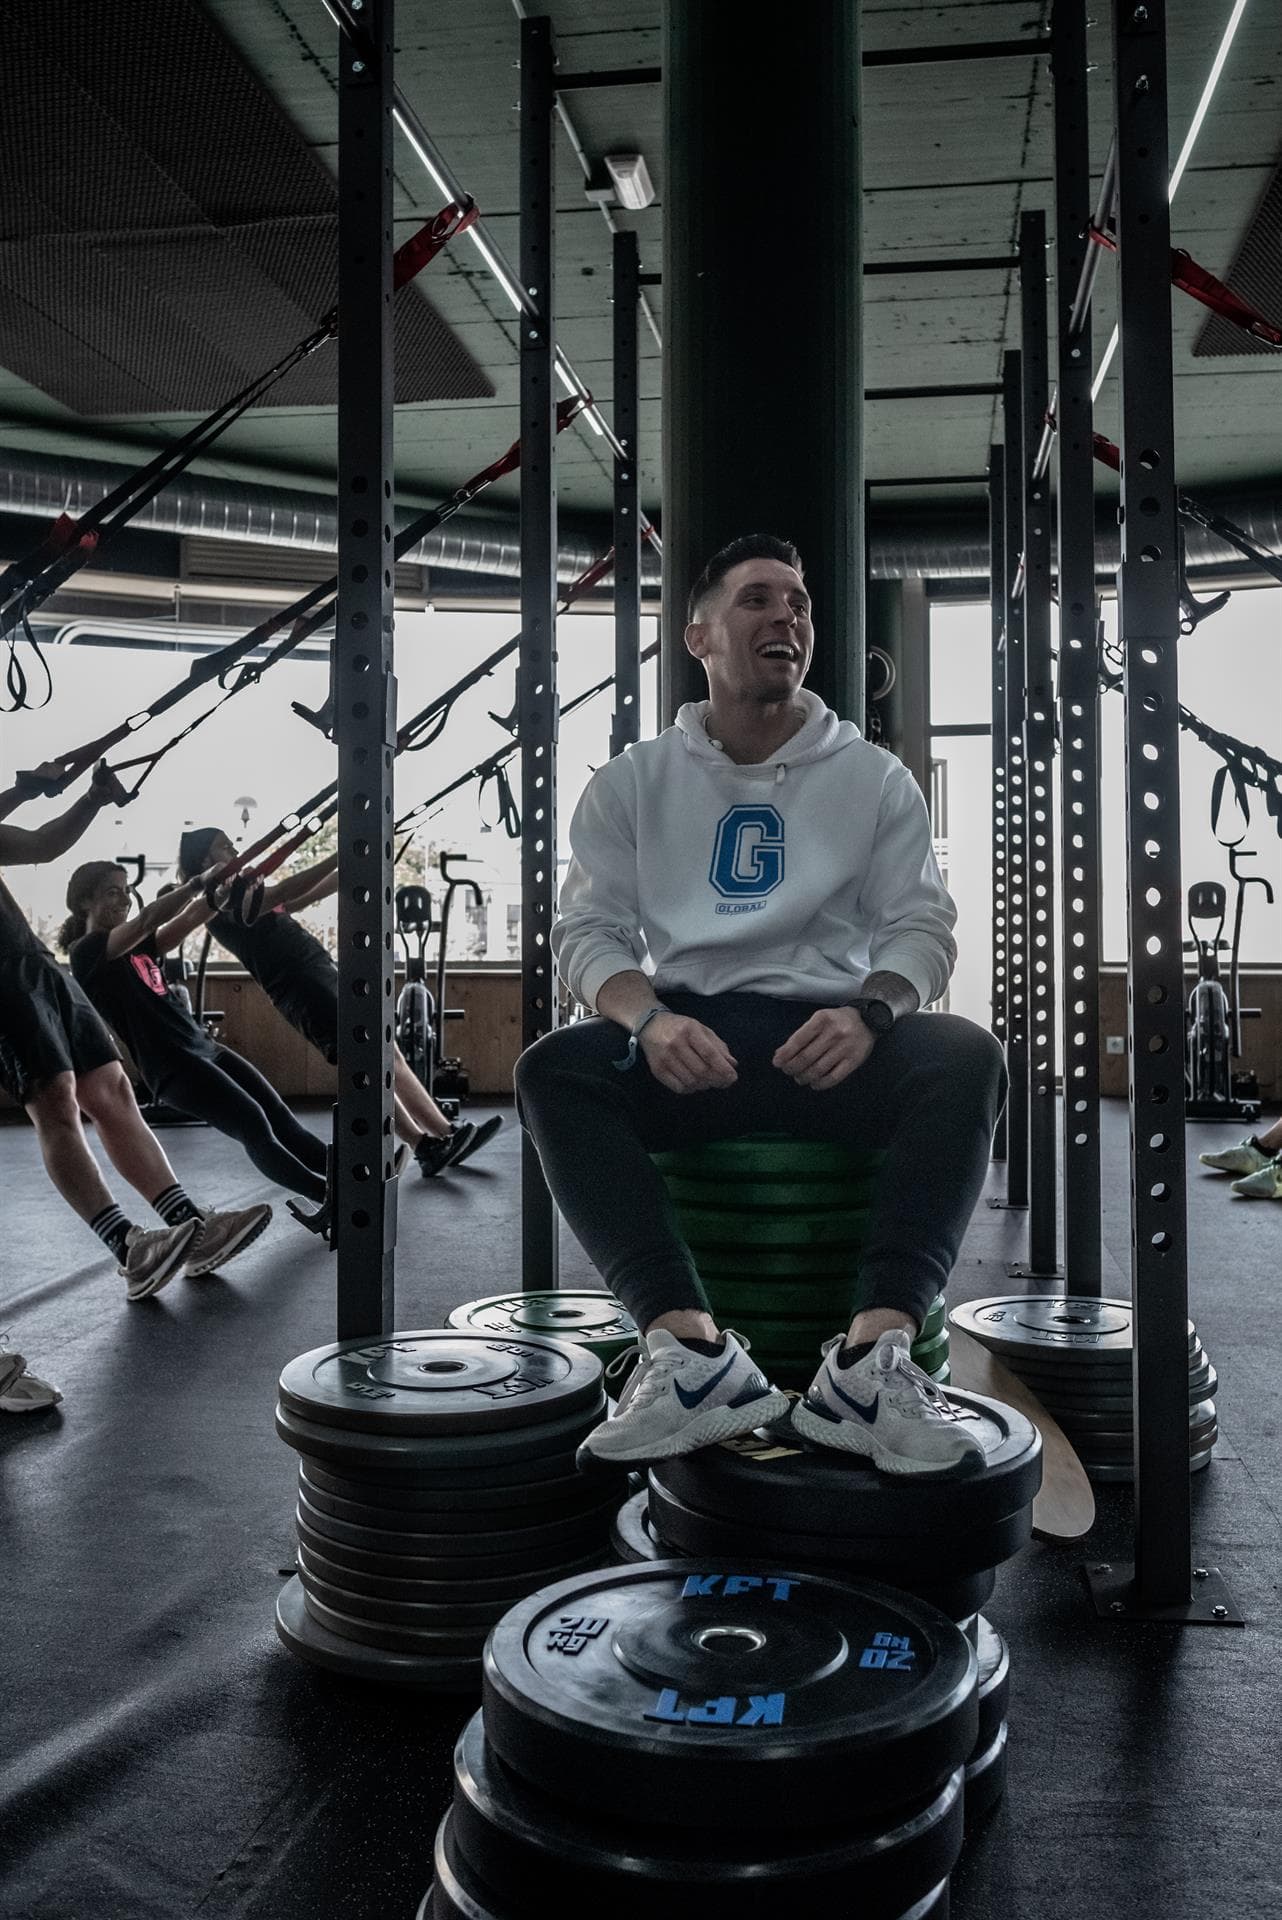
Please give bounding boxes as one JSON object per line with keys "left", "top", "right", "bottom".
{"left": 273, "top": 1331, "right": 620, "bottom": 1688}
{"left": 648, "top": 1390, "right": 1040, "bottom": 1620}
{"left": 416, "top": 1562, "right": 978, "bottom": 1918}
{"left": 605, "top": 1495, "right": 1013, "bottom": 1835}
{"left": 606, "top": 1393, "right": 1036, "bottom": 1826}
{"left": 950, "top": 1295, "right": 1217, "bottom": 1481}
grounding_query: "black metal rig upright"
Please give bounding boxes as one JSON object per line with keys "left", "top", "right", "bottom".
{"left": 333, "top": 0, "right": 396, "bottom": 1338}
{"left": 610, "top": 229, "right": 642, "bottom": 760}
{"left": 518, "top": 15, "right": 561, "bottom": 1291}
{"left": 1085, "top": 0, "right": 1240, "bottom": 1628}
{"left": 1051, "top": 0, "right": 1104, "bottom": 1296}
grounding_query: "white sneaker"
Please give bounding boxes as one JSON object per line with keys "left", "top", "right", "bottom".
{"left": 119, "top": 1220, "right": 202, "bottom": 1300}
{"left": 184, "top": 1203, "right": 273, "bottom": 1277}
{"left": 576, "top": 1329, "right": 790, "bottom": 1471}
{"left": 792, "top": 1330, "right": 987, "bottom": 1477}
{"left": 0, "top": 1349, "right": 62, "bottom": 1413}
{"left": 1199, "top": 1137, "right": 1271, "bottom": 1177}
{"left": 1231, "top": 1156, "right": 1282, "bottom": 1200}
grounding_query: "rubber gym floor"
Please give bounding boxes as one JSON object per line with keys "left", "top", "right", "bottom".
{"left": 1, "top": 1096, "right": 1278, "bottom": 1920}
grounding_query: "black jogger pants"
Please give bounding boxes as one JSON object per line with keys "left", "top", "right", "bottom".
{"left": 515, "top": 992, "right": 1006, "bottom": 1336}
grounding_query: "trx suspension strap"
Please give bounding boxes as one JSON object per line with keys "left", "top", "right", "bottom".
{"left": 1098, "top": 662, "right": 1282, "bottom": 839}
{"left": 395, "top": 638, "right": 662, "bottom": 851}
{"left": 0, "top": 201, "right": 477, "bottom": 713}
{"left": 214, "top": 549, "right": 617, "bottom": 915}
{"left": 1087, "top": 225, "right": 1282, "bottom": 349}
{"left": 12, "top": 396, "right": 586, "bottom": 804}
{"left": 1091, "top": 431, "right": 1282, "bottom": 600}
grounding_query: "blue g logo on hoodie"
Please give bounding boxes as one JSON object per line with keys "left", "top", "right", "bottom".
{"left": 709, "top": 805, "right": 786, "bottom": 899}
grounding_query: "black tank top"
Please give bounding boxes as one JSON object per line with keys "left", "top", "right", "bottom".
{"left": 71, "top": 931, "right": 217, "bottom": 1087}
{"left": 210, "top": 906, "right": 335, "bottom": 1004}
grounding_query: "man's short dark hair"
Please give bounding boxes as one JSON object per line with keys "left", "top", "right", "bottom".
{"left": 686, "top": 533, "right": 804, "bottom": 625}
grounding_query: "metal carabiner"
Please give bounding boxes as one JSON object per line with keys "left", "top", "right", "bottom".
{"left": 1178, "top": 525, "right": 1231, "bottom": 635}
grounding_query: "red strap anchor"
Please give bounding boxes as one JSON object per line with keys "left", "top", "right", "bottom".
{"left": 0, "top": 201, "right": 475, "bottom": 643}
{"left": 1089, "top": 225, "right": 1282, "bottom": 349}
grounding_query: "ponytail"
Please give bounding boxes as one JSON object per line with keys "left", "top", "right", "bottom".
{"left": 56, "top": 909, "right": 87, "bottom": 953}
{"left": 60, "top": 861, "right": 121, "bottom": 952}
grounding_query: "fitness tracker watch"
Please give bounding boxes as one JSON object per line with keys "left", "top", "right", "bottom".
{"left": 612, "top": 1002, "right": 669, "bottom": 1072}
{"left": 850, "top": 996, "right": 895, "bottom": 1036}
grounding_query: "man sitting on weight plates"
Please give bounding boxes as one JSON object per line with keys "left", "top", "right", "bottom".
{"left": 515, "top": 533, "right": 1006, "bottom": 1477}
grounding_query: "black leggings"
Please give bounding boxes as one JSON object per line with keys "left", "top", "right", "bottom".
{"left": 155, "top": 1047, "right": 327, "bottom": 1202}
{"left": 515, "top": 992, "right": 1007, "bottom": 1336}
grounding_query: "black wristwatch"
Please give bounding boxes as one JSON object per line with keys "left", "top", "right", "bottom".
{"left": 851, "top": 996, "right": 895, "bottom": 1036}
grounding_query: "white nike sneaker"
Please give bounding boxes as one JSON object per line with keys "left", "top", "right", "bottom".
{"left": 1198, "top": 1137, "right": 1271, "bottom": 1177}
{"left": 792, "top": 1330, "right": 987, "bottom": 1476}
{"left": 1230, "top": 1156, "right": 1282, "bottom": 1200}
{"left": 119, "top": 1219, "right": 202, "bottom": 1301}
{"left": 183, "top": 1203, "right": 273, "bottom": 1277}
{"left": 0, "top": 1349, "right": 62, "bottom": 1413}
{"left": 576, "top": 1329, "right": 790, "bottom": 1471}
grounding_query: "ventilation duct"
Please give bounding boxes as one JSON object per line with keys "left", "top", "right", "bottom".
{"left": 1, "top": 447, "right": 1278, "bottom": 586}
{"left": 0, "top": 448, "right": 645, "bottom": 589}
{"left": 867, "top": 493, "right": 1282, "bottom": 581}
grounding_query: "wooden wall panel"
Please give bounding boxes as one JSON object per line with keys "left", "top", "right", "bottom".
{"left": 436, "top": 971, "right": 524, "bottom": 1096}
{"left": 201, "top": 969, "right": 525, "bottom": 1098}
{"left": 12, "top": 965, "right": 1275, "bottom": 1113}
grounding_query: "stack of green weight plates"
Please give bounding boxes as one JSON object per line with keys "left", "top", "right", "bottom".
{"left": 651, "top": 1136, "right": 948, "bottom": 1391}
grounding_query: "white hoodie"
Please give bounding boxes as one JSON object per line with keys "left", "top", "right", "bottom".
{"left": 553, "top": 689, "right": 957, "bottom": 1012}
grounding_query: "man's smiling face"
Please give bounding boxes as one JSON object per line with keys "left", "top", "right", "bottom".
{"left": 685, "top": 557, "right": 814, "bottom": 704}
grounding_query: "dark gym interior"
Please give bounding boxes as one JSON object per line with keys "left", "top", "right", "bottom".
{"left": 2, "top": 4, "right": 1280, "bottom": 1918}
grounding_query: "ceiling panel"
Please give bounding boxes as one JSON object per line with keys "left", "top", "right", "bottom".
{"left": 0, "top": 0, "right": 1277, "bottom": 528}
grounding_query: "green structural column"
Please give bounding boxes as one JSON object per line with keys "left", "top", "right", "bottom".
{"left": 662, "top": 0, "right": 863, "bottom": 723}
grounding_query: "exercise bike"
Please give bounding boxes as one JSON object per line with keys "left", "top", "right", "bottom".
{"left": 1183, "top": 850, "right": 1272, "bottom": 1120}
{"left": 394, "top": 884, "right": 460, "bottom": 1121}
{"left": 431, "top": 853, "right": 484, "bottom": 1103}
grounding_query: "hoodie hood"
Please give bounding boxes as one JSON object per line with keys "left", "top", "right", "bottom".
{"left": 674, "top": 688, "right": 861, "bottom": 777}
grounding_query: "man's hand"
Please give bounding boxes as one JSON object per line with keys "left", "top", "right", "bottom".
{"left": 773, "top": 1005, "right": 877, "bottom": 1090}
{"left": 640, "top": 1013, "right": 738, "bottom": 1095}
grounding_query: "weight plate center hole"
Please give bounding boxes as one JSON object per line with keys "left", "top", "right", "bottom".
{"left": 693, "top": 1625, "right": 767, "bottom": 1655}
{"left": 418, "top": 1360, "right": 468, "bottom": 1374}
{"left": 1053, "top": 1313, "right": 1096, "bottom": 1326}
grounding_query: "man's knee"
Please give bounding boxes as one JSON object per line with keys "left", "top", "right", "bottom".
{"left": 75, "top": 1061, "right": 138, "bottom": 1120}
{"left": 954, "top": 1017, "right": 1006, "bottom": 1092}
{"left": 513, "top": 1028, "right": 566, "bottom": 1119}
{"left": 513, "top": 1022, "right": 607, "bottom": 1122}
{"left": 909, "top": 1014, "right": 1007, "bottom": 1101}
{"left": 27, "top": 1071, "right": 81, "bottom": 1133}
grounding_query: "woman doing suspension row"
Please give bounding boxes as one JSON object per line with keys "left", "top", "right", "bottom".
{"left": 62, "top": 864, "right": 332, "bottom": 1218}
{"left": 177, "top": 828, "right": 501, "bottom": 1176}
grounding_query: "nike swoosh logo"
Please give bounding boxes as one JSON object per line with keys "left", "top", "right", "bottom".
{"left": 675, "top": 1352, "right": 739, "bottom": 1409}
{"left": 826, "top": 1376, "right": 879, "bottom": 1424}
